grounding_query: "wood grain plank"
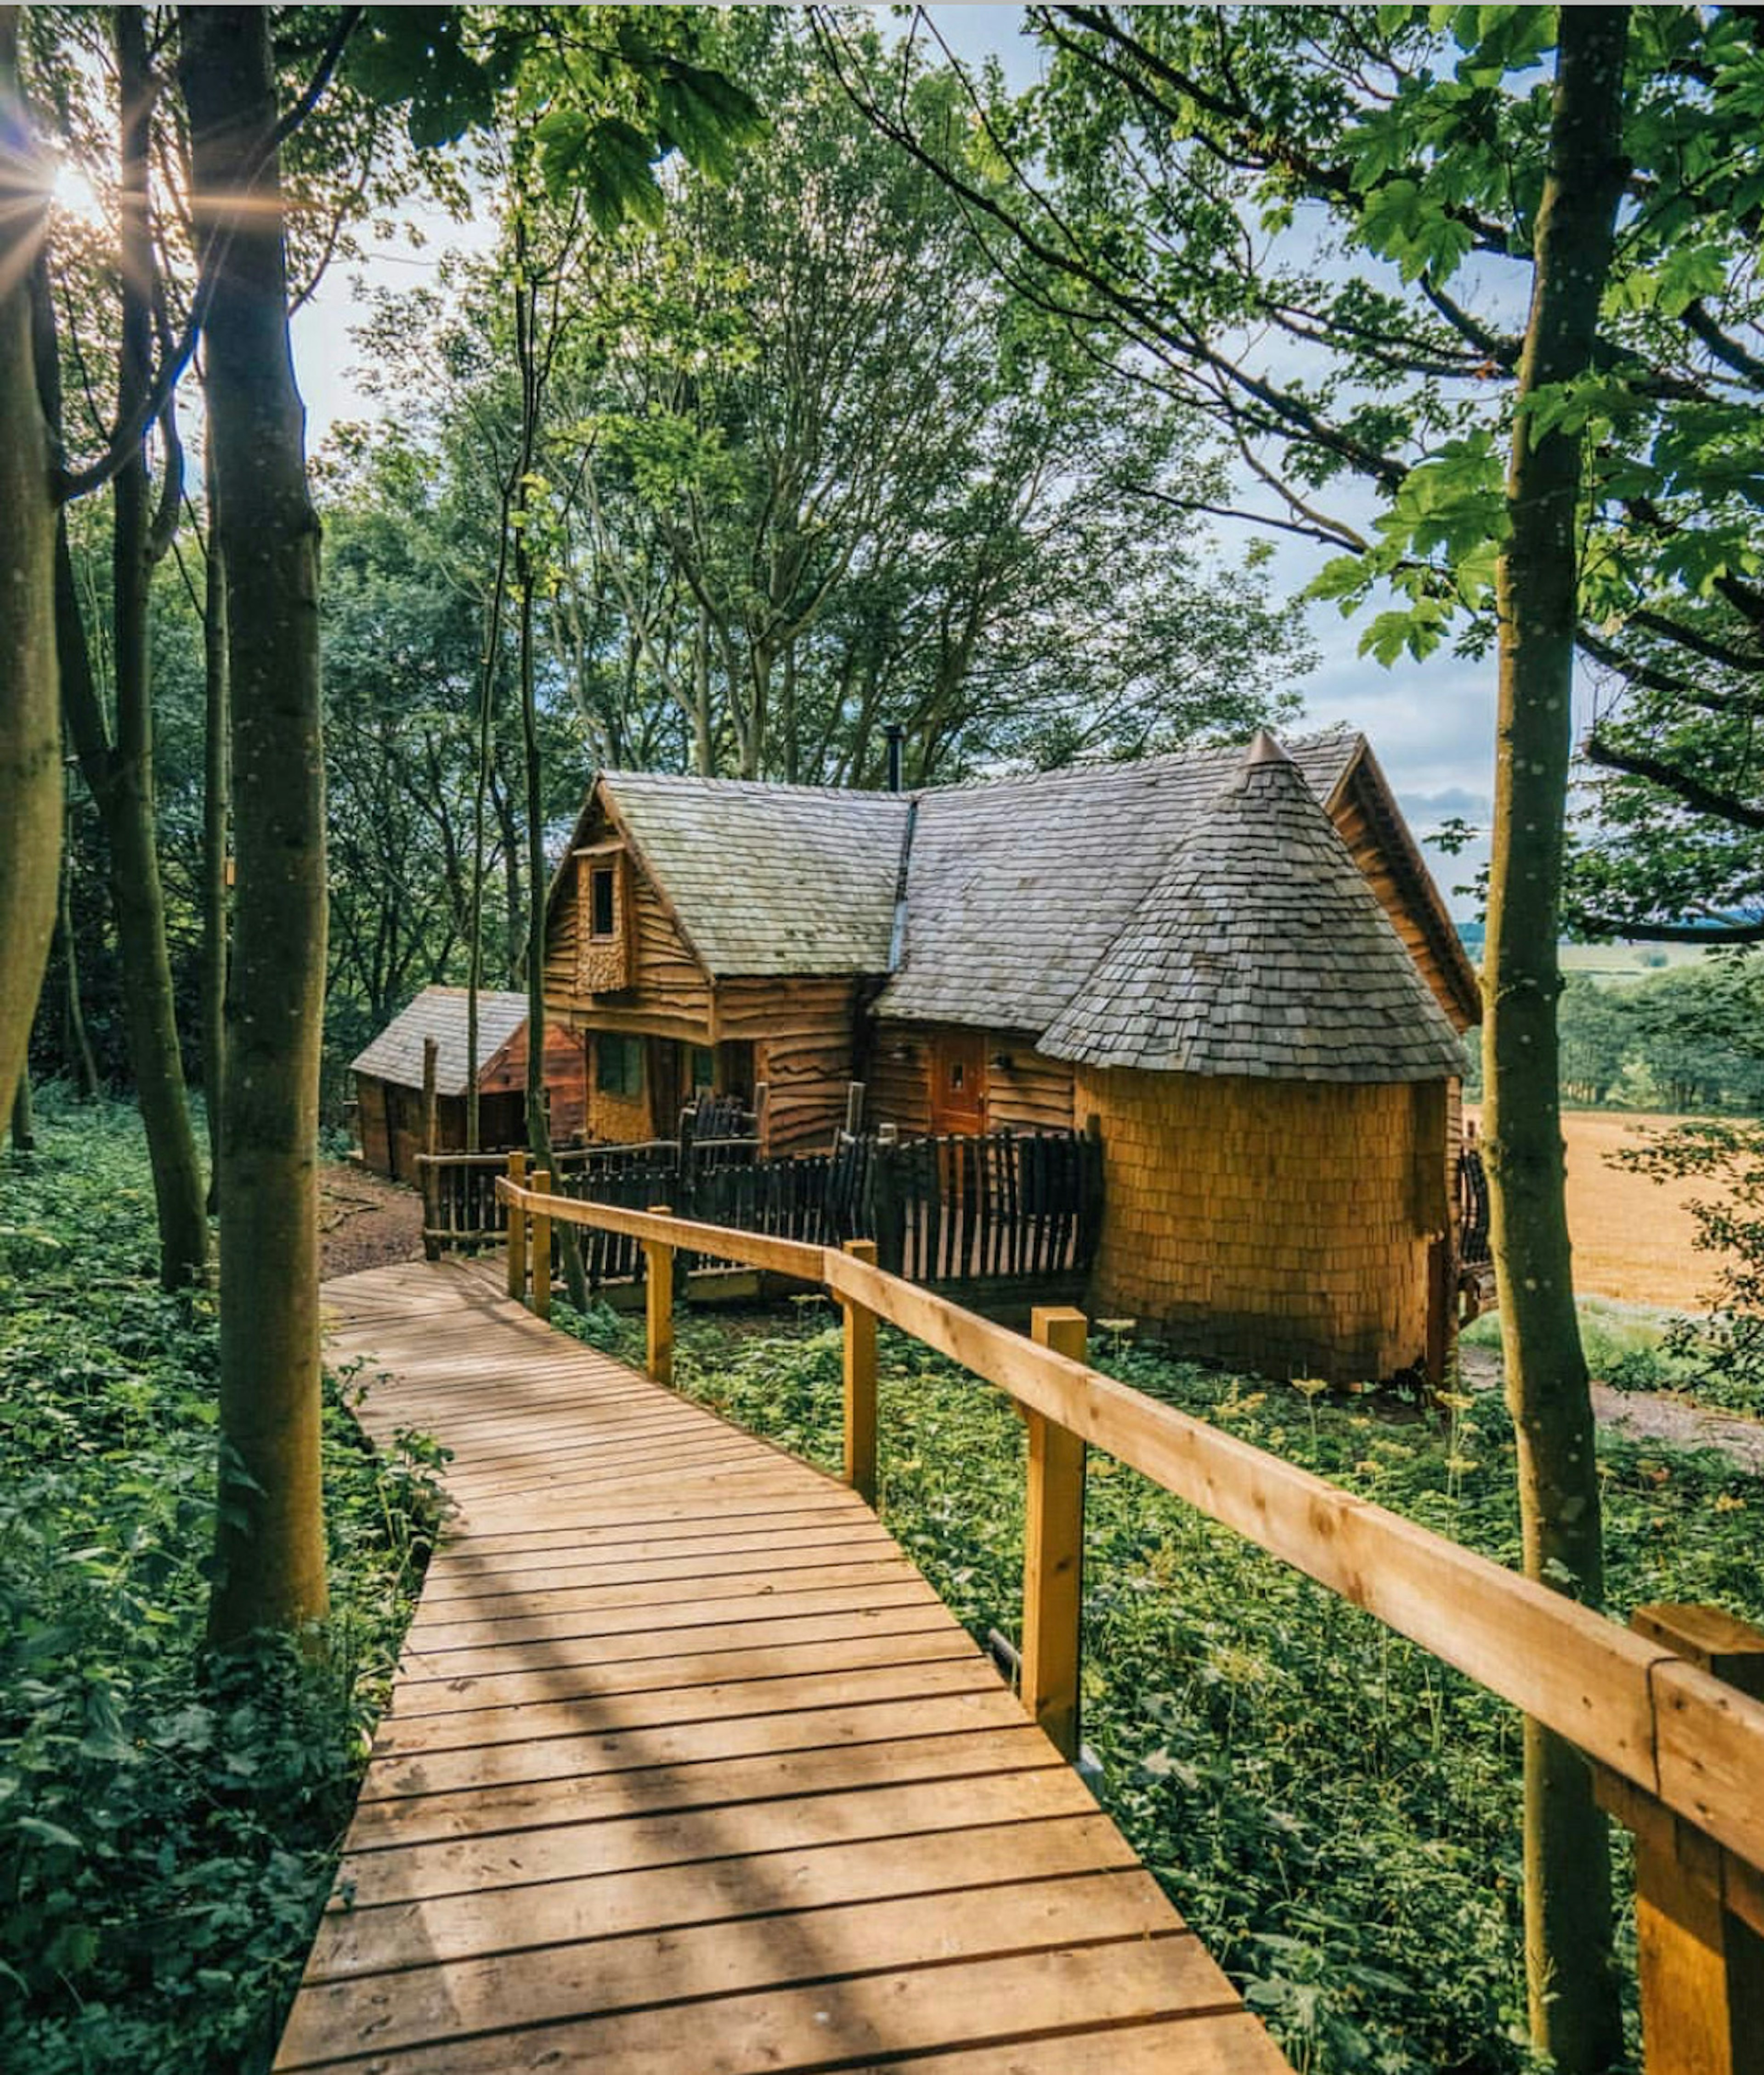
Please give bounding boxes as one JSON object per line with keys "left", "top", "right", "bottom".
{"left": 357, "top": 1689, "right": 1035, "bottom": 1803}
{"left": 279, "top": 1871, "right": 1182, "bottom": 2066}
{"left": 279, "top": 1935, "right": 1231, "bottom": 2075}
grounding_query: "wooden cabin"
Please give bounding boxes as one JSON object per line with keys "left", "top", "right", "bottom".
{"left": 351, "top": 986, "right": 588, "bottom": 1180}
{"left": 541, "top": 731, "right": 1480, "bottom": 1377}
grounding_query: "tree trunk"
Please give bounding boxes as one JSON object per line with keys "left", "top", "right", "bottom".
{"left": 0, "top": 12, "right": 62, "bottom": 1126}
{"left": 11, "top": 1066, "right": 35, "bottom": 1153}
{"left": 1485, "top": 11, "right": 1630, "bottom": 2069}
{"left": 201, "top": 438, "right": 229, "bottom": 1209}
{"left": 57, "top": 786, "right": 100, "bottom": 1100}
{"left": 510, "top": 247, "right": 586, "bottom": 1310}
{"left": 181, "top": 4, "right": 330, "bottom": 1644}
{"left": 467, "top": 467, "right": 516, "bottom": 1153}
{"left": 26, "top": 17, "right": 208, "bottom": 1289}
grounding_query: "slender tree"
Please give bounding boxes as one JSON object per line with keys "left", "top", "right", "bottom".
{"left": 0, "top": 8, "right": 62, "bottom": 1123}
{"left": 55, "top": 6, "right": 210, "bottom": 1287}
{"left": 1485, "top": 16, "right": 1630, "bottom": 2064}
{"left": 181, "top": 2, "right": 330, "bottom": 1642}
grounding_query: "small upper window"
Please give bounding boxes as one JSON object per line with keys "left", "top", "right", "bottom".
{"left": 590, "top": 865, "right": 616, "bottom": 939}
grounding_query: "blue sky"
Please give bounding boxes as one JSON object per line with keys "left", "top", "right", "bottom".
{"left": 289, "top": 3, "right": 1498, "bottom": 917}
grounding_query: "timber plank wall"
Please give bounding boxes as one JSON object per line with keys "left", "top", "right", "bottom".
{"left": 276, "top": 1259, "right": 1291, "bottom": 2075}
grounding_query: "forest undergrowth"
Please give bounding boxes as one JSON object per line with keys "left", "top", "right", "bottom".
{"left": 0, "top": 1096, "right": 445, "bottom": 2075}
{"left": 558, "top": 1294, "right": 1764, "bottom": 2075}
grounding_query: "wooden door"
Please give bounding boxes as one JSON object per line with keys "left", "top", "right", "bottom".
{"left": 929, "top": 1028, "right": 988, "bottom": 1134}
{"left": 648, "top": 1038, "right": 684, "bottom": 1140}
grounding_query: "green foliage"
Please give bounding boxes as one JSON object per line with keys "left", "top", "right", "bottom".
{"left": 650, "top": 1305, "right": 1764, "bottom": 2075}
{"left": 1619, "top": 1118, "right": 1764, "bottom": 1415}
{"left": 0, "top": 1097, "right": 444, "bottom": 2072}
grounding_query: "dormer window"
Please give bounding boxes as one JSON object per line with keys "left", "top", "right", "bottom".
{"left": 590, "top": 865, "right": 616, "bottom": 939}
{"left": 576, "top": 842, "right": 631, "bottom": 993}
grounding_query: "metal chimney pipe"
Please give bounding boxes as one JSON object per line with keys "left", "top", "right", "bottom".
{"left": 884, "top": 723, "right": 905, "bottom": 793}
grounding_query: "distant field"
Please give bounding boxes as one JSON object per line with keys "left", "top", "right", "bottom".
{"left": 1465, "top": 1106, "right": 1732, "bottom": 1310}
{"left": 1555, "top": 942, "right": 1708, "bottom": 982}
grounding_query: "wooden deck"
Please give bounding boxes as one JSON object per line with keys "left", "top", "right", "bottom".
{"left": 274, "top": 1259, "right": 1289, "bottom": 2074}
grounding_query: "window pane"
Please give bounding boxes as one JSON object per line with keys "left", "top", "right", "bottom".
{"left": 690, "top": 1046, "right": 714, "bottom": 1090}
{"left": 598, "top": 1033, "right": 642, "bottom": 1096}
{"left": 590, "top": 866, "right": 616, "bottom": 938}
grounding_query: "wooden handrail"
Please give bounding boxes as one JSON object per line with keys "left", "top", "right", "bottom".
{"left": 494, "top": 1171, "right": 1764, "bottom": 1881}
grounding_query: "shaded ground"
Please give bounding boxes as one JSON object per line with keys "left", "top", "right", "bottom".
{"left": 1460, "top": 1341, "right": 1764, "bottom": 1472}
{"left": 320, "top": 1161, "right": 423, "bottom": 1278}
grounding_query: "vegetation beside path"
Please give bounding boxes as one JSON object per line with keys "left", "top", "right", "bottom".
{"left": 551, "top": 1297, "right": 1764, "bottom": 2075}
{"left": 0, "top": 1100, "right": 444, "bottom": 2075}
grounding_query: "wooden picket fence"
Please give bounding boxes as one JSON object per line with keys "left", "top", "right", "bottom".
{"left": 432, "top": 1126, "right": 1101, "bottom": 1301}
{"left": 495, "top": 1174, "right": 1764, "bottom": 2075}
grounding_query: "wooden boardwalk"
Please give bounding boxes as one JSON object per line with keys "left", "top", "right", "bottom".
{"left": 274, "top": 1259, "right": 1289, "bottom": 2074}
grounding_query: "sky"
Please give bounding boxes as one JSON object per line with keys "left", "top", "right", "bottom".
{"left": 288, "top": 2, "right": 1498, "bottom": 917}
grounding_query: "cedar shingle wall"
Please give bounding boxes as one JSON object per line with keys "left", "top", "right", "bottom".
{"left": 1081, "top": 1067, "right": 1454, "bottom": 1382}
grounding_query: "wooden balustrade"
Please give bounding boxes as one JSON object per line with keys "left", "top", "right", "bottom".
{"left": 494, "top": 1162, "right": 1764, "bottom": 2062}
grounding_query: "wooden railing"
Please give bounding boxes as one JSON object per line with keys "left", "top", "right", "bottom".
{"left": 494, "top": 1166, "right": 1764, "bottom": 2071}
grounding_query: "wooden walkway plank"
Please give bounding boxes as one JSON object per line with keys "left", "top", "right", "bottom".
{"left": 273, "top": 1260, "right": 1289, "bottom": 2074}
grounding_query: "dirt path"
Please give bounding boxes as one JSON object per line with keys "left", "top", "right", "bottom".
{"left": 1460, "top": 1343, "right": 1764, "bottom": 1472}
{"left": 320, "top": 1162, "right": 423, "bottom": 1279}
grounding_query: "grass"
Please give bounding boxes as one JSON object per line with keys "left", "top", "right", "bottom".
{"left": 1463, "top": 1295, "right": 1701, "bottom": 1392}
{"left": 550, "top": 1294, "right": 1764, "bottom": 2075}
{"left": 0, "top": 1095, "right": 445, "bottom": 2075}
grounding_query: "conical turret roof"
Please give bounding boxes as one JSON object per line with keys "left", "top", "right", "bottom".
{"left": 1038, "top": 734, "right": 1466, "bottom": 1082}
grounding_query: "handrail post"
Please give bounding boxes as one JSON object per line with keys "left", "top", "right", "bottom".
{"left": 1023, "top": 1305, "right": 1088, "bottom": 1761}
{"left": 530, "top": 1169, "right": 553, "bottom": 1321}
{"left": 841, "top": 1239, "right": 879, "bottom": 1505}
{"left": 1596, "top": 1605, "right": 1764, "bottom": 2075}
{"left": 420, "top": 1036, "right": 440, "bottom": 1260}
{"left": 645, "top": 1206, "right": 674, "bottom": 1386}
{"left": 505, "top": 1151, "right": 528, "bottom": 1302}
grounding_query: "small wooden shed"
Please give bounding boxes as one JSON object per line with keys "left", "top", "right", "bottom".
{"left": 1037, "top": 733, "right": 1467, "bottom": 1380}
{"left": 351, "top": 986, "right": 588, "bottom": 1180}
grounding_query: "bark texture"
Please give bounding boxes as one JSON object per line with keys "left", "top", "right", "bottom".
{"left": 0, "top": 12, "right": 62, "bottom": 1123}
{"left": 181, "top": 5, "right": 330, "bottom": 1643}
{"left": 1486, "top": 11, "right": 1631, "bottom": 2068}
{"left": 201, "top": 437, "right": 229, "bottom": 1206}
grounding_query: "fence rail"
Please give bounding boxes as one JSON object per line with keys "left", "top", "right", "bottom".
{"left": 493, "top": 1168, "right": 1764, "bottom": 2070}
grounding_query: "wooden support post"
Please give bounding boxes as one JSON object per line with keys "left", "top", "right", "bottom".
{"left": 844, "top": 1081, "right": 866, "bottom": 1137}
{"left": 530, "top": 1169, "right": 552, "bottom": 1322}
{"left": 841, "top": 1238, "right": 879, "bottom": 1505}
{"left": 645, "top": 1205, "right": 674, "bottom": 1387}
{"left": 420, "top": 1036, "right": 440, "bottom": 1261}
{"left": 1596, "top": 1605, "right": 1764, "bottom": 2075}
{"left": 1022, "top": 1305, "right": 1088, "bottom": 1761}
{"left": 505, "top": 1151, "right": 527, "bottom": 1302}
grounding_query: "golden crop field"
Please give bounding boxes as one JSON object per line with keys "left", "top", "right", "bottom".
{"left": 1466, "top": 1107, "right": 1734, "bottom": 1310}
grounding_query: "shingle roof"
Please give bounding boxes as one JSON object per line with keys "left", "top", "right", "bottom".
{"left": 1038, "top": 734, "right": 1466, "bottom": 1082}
{"left": 876, "top": 731, "right": 1361, "bottom": 1031}
{"left": 350, "top": 987, "right": 528, "bottom": 1095}
{"left": 603, "top": 771, "right": 911, "bottom": 977}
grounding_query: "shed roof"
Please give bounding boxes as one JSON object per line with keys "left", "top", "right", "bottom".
{"left": 600, "top": 771, "right": 911, "bottom": 977}
{"left": 350, "top": 987, "right": 529, "bottom": 1096}
{"left": 1038, "top": 735, "right": 1466, "bottom": 1082}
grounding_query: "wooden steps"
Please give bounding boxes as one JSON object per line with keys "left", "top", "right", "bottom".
{"left": 274, "top": 1259, "right": 1289, "bottom": 2074}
